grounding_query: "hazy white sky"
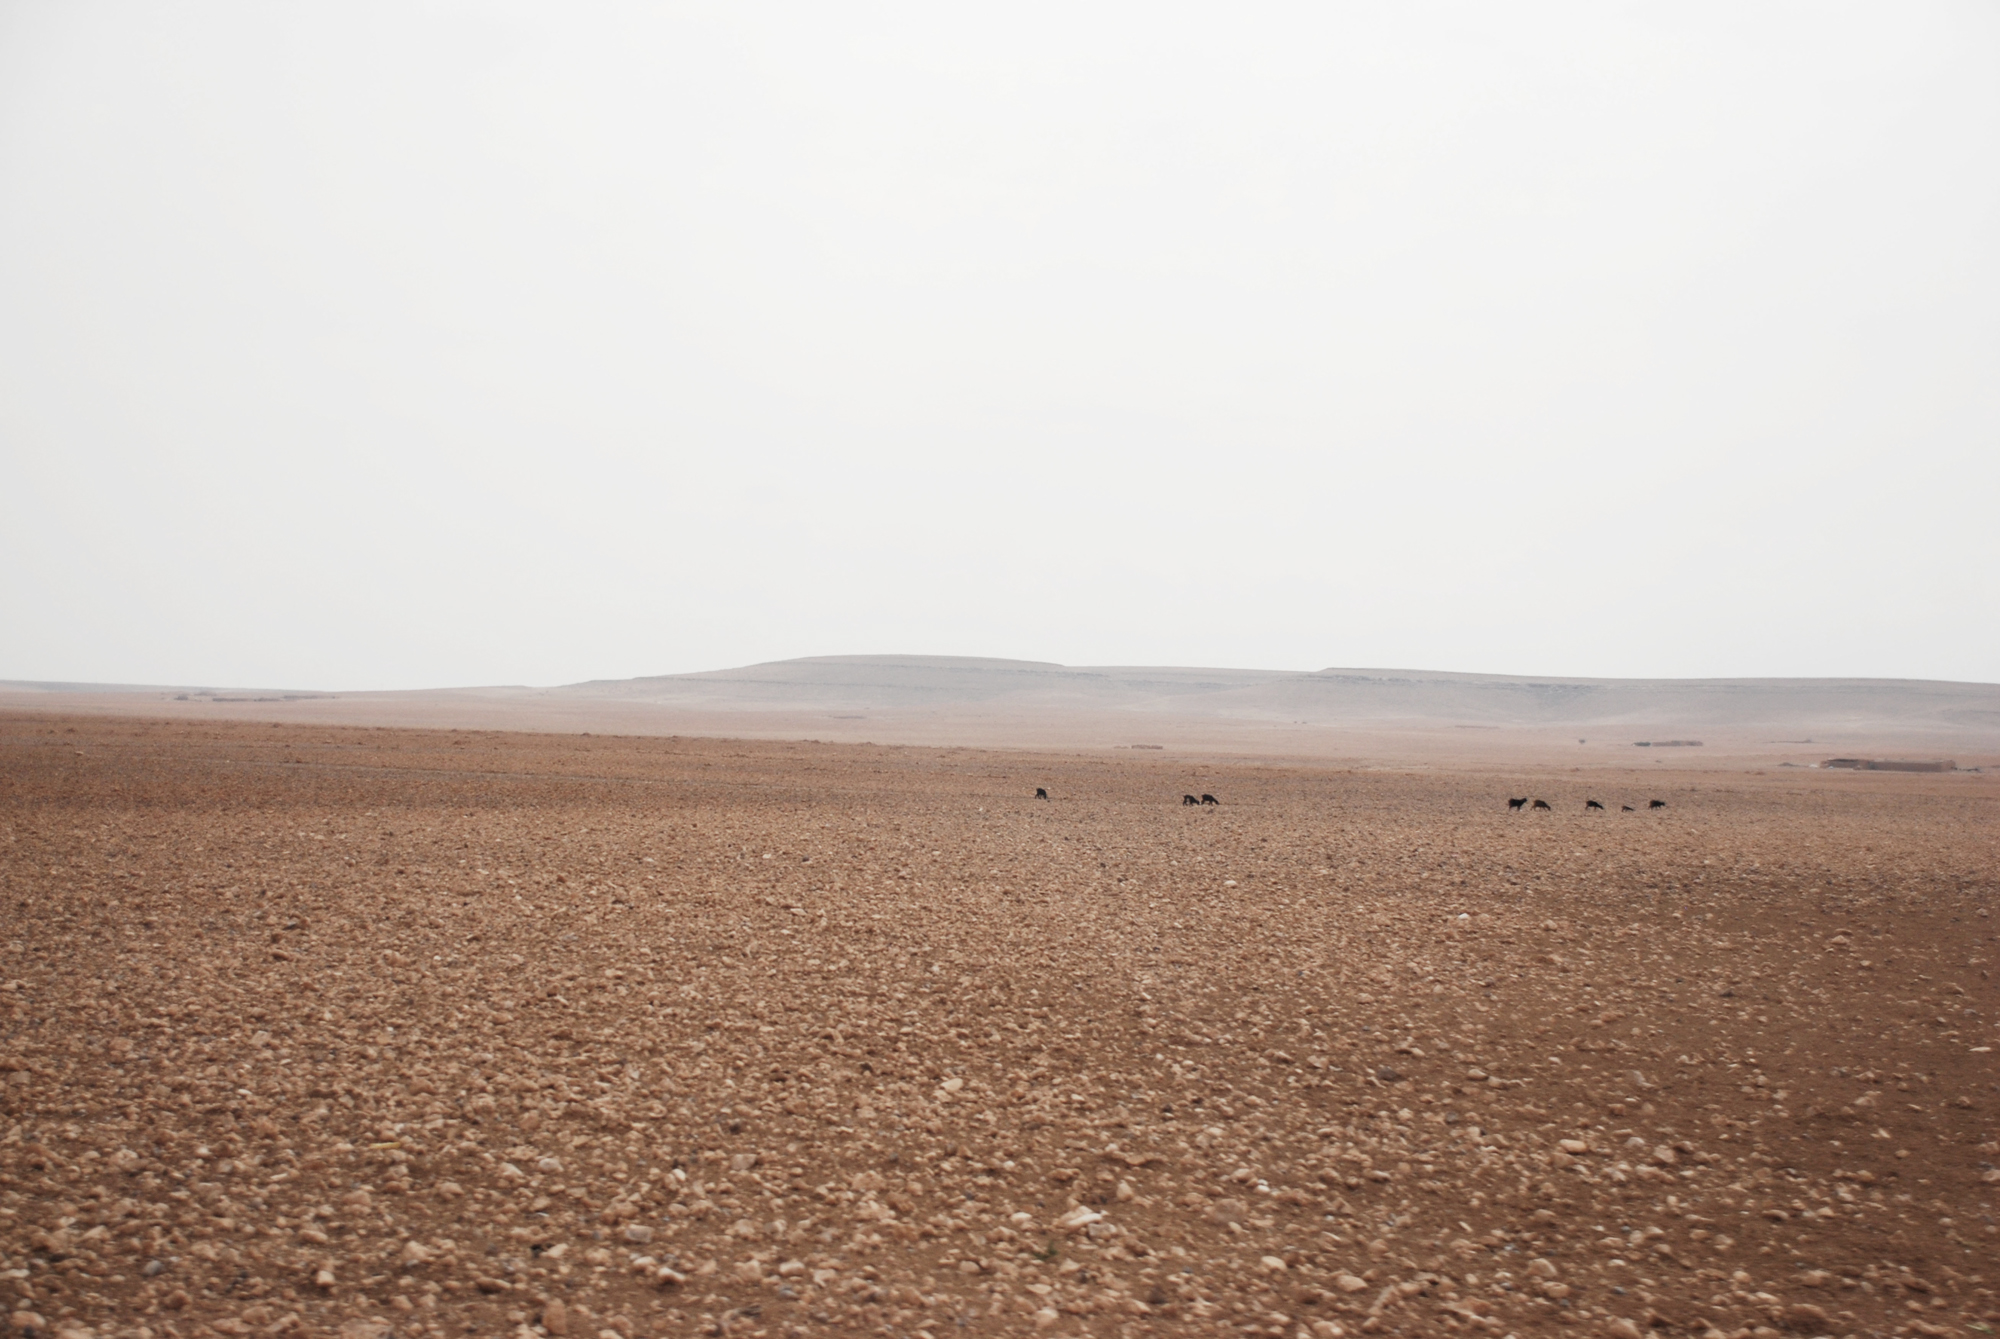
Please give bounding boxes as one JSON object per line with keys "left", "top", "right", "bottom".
{"left": 3, "top": 3, "right": 1996, "bottom": 689}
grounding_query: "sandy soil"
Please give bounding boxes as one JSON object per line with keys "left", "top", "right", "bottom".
{"left": 1, "top": 714, "right": 1995, "bottom": 1339}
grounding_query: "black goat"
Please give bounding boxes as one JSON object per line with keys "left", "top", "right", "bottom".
{"left": 1585, "top": 800, "right": 1605, "bottom": 811}
{"left": 1621, "top": 805, "right": 1634, "bottom": 812}
{"left": 1649, "top": 799, "right": 1667, "bottom": 809}
{"left": 1531, "top": 799, "right": 1551, "bottom": 811}
{"left": 1182, "top": 794, "right": 1199, "bottom": 806}
{"left": 1035, "top": 788, "right": 1049, "bottom": 800}
{"left": 1507, "top": 797, "right": 1528, "bottom": 812}
{"left": 1200, "top": 794, "right": 1220, "bottom": 805}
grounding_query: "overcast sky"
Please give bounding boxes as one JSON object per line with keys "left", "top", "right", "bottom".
{"left": 3, "top": 3, "right": 1996, "bottom": 690}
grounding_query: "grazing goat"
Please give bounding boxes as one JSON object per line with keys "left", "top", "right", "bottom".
{"left": 1507, "top": 797, "right": 1528, "bottom": 812}
{"left": 1035, "top": 788, "right": 1049, "bottom": 800}
{"left": 1621, "top": 805, "right": 1634, "bottom": 812}
{"left": 1585, "top": 800, "right": 1605, "bottom": 811}
{"left": 1200, "top": 793, "right": 1220, "bottom": 805}
{"left": 1649, "top": 799, "right": 1667, "bottom": 809}
{"left": 1531, "top": 799, "right": 1551, "bottom": 811}
{"left": 1182, "top": 794, "right": 1199, "bottom": 806}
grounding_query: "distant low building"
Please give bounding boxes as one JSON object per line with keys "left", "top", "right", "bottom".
{"left": 1822, "top": 758, "right": 1955, "bottom": 772}
{"left": 1634, "top": 740, "right": 1703, "bottom": 747}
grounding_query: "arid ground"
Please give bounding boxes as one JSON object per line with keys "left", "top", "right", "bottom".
{"left": 1, "top": 715, "right": 1995, "bottom": 1339}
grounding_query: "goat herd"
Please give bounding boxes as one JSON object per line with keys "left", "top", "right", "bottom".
{"left": 1031, "top": 787, "right": 1221, "bottom": 804}
{"left": 1509, "top": 796, "right": 1666, "bottom": 812}
{"left": 1026, "top": 787, "right": 1664, "bottom": 812}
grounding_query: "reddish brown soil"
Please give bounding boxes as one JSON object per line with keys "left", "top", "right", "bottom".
{"left": 1, "top": 715, "right": 1995, "bottom": 1339}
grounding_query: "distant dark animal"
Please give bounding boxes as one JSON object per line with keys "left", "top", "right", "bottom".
{"left": 1621, "top": 805, "right": 1634, "bottom": 812}
{"left": 1649, "top": 799, "right": 1667, "bottom": 809}
{"left": 1182, "top": 794, "right": 1199, "bottom": 805}
{"left": 1585, "top": 800, "right": 1605, "bottom": 811}
{"left": 1200, "top": 793, "right": 1220, "bottom": 805}
{"left": 1035, "top": 787, "right": 1048, "bottom": 800}
{"left": 1531, "top": 799, "right": 1551, "bottom": 811}
{"left": 1507, "top": 797, "right": 1528, "bottom": 811}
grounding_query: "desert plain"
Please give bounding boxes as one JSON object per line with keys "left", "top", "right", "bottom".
{"left": 1, "top": 713, "right": 1995, "bottom": 1339}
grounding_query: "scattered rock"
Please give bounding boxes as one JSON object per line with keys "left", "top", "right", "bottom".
{"left": 3, "top": 716, "right": 1980, "bottom": 1339}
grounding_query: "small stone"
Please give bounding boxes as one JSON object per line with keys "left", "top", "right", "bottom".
{"left": 729, "top": 1152, "right": 759, "bottom": 1172}
{"left": 777, "top": 1260, "right": 806, "bottom": 1276}
{"left": 1786, "top": 1303, "right": 1831, "bottom": 1329}
{"left": 541, "top": 1299, "right": 569, "bottom": 1336}
{"left": 398, "top": 1239, "right": 432, "bottom": 1266}
{"left": 1528, "top": 1258, "right": 1558, "bottom": 1279}
{"left": 1335, "top": 1274, "right": 1368, "bottom": 1293}
{"left": 1206, "top": 1198, "right": 1249, "bottom": 1225}
{"left": 1261, "top": 1255, "right": 1289, "bottom": 1272}
{"left": 314, "top": 1267, "right": 336, "bottom": 1289}
{"left": 1055, "top": 1205, "right": 1104, "bottom": 1231}
{"left": 623, "top": 1224, "right": 654, "bottom": 1244}
{"left": 1033, "top": 1309, "right": 1060, "bottom": 1329}
{"left": 9, "top": 1316, "right": 48, "bottom": 1335}
{"left": 1115, "top": 1178, "right": 1135, "bottom": 1201}
{"left": 1375, "top": 1066, "right": 1402, "bottom": 1083}
{"left": 656, "top": 1267, "right": 688, "bottom": 1287}
{"left": 1311, "top": 1323, "right": 1346, "bottom": 1338}
{"left": 1651, "top": 1145, "right": 1678, "bottom": 1165}
{"left": 1558, "top": 1139, "right": 1589, "bottom": 1155}
{"left": 537, "top": 1156, "right": 563, "bottom": 1173}
{"left": 1606, "top": 1320, "right": 1643, "bottom": 1339}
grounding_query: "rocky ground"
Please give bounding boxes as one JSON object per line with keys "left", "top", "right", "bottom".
{"left": 1, "top": 715, "right": 1995, "bottom": 1339}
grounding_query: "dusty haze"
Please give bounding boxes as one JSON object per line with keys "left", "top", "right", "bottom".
{"left": 5, "top": 656, "right": 1996, "bottom": 768}
{"left": 4, "top": 5, "right": 1997, "bottom": 690}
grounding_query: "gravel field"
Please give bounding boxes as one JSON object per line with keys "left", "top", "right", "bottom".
{"left": 1, "top": 715, "right": 1995, "bottom": 1339}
